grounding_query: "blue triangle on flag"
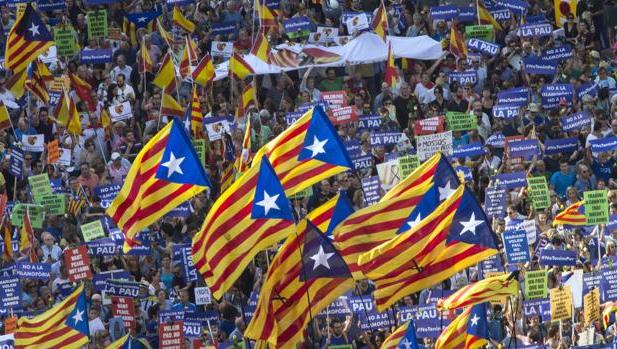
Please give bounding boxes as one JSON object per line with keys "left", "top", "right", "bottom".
{"left": 251, "top": 156, "right": 293, "bottom": 221}
{"left": 447, "top": 187, "right": 497, "bottom": 249}
{"left": 65, "top": 290, "right": 90, "bottom": 336}
{"left": 401, "top": 320, "right": 419, "bottom": 349}
{"left": 324, "top": 193, "right": 354, "bottom": 238}
{"left": 398, "top": 185, "right": 438, "bottom": 234}
{"left": 155, "top": 119, "right": 211, "bottom": 187}
{"left": 16, "top": 4, "right": 53, "bottom": 42}
{"left": 126, "top": 11, "right": 161, "bottom": 28}
{"left": 466, "top": 303, "right": 489, "bottom": 340}
{"left": 300, "top": 220, "right": 351, "bottom": 281}
{"left": 298, "top": 106, "right": 353, "bottom": 168}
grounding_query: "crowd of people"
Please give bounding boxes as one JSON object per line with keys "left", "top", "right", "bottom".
{"left": 1, "top": 0, "right": 617, "bottom": 348}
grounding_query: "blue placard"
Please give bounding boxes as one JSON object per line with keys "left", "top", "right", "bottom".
{"left": 577, "top": 82, "right": 599, "bottom": 99}
{"left": 541, "top": 83, "right": 573, "bottom": 109}
{"left": 16, "top": 262, "right": 51, "bottom": 280}
{"left": 358, "top": 308, "right": 392, "bottom": 331}
{"left": 491, "top": 171, "right": 527, "bottom": 189}
{"left": 165, "top": 201, "right": 192, "bottom": 218}
{"left": 349, "top": 295, "right": 374, "bottom": 314}
{"left": 542, "top": 45, "right": 573, "bottom": 63}
{"left": 497, "top": 87, "right": 529, "bottom": 106}
{"left": 370, "top": 132, "right": 402, "bottom": 146}
{"left": 285, "top": 111, "right": 304, "bottom": 125}
{"left": 0, "top": 276, "right": 20, "bottom": 312}
{"left": 400, "top": 303, "right": 447, "bottom": 339}
{"left": 211, "top": 21, "right": 238, "bottom": 37}
{"left": 503, "top": 230, "right": 530, "bottom": 264}
{"left": 492, "top": 103, "right": 519, "bottom": 119}
{"left": 452, "top": 142, "right": 485, "bottom": 159}
{"left": 544, "top": 137, "right": 578, "bottom": 155}
{"left": 526, "top": 14, "right": 547, "bottom": 23}
{"left": 523, "top": 298, "right": 551, "bottom": 319}
{"left": 88, "top": 237, "right": 118, "bottom": 256}
{"left": 81, "top": 49, "right": 113, "bottom": 64}
{"left": 430, "top": 5, "right": 459, "bottom": 20}
{"left": 92, "top": 270, "right": 130, "bottom": 292}
{"left": 357, "top": 114, "right": 382, "bottom": 130}
{"left": 37, "top": 0, "right": 66, "bottom": 11}
{"left": 448, "top": 71, "right": 478, "bottom": 86}
{"left": 318, "top": 295, "right": 351, "bottom": 318}
{"left": 94, "top": 184, "right": 122, "bottom": 209}
{"left": 455, "top": 166, "right": 473, "bottom": 182}
{"left": 283, "top": 16, "right": 313, "bottom": 34}
{"left": 480, "top": 254, "right": 505, "bottom": 275}
{"left": 173, "top": 243, "right": 198, "bottom": 282}
{"left": 518, "top": 22, "right": 553, "bottom": 38}
{"left": 159, "top": 309, "right": 184, "bottom": 323}
{"left": 243, "top": 290, "right": 259, "bottom": 322}
{"left": 353, "top": 155, "right": 373, "bottom": 170}
{"left": 495, "top": 0, "right": 529, "bottom": 14}
{"left": 457, "top": 7, "right": 477, "bottom": 22}
{"left": 523, "top": 56, "right": 557, "bottom": 75}
{"left": 591, "top": 137, "right": 617, "bottom": 154}
{"left": 9, "top": 147, "right": 23, "bottom": 178}
{"left": 538, "top": 249, "right": 577, "bottom": 266}
{"left": 560, "top": 111, "right": 590, "bottom": 131}
{"left": 345, "top": 140, "right": 361, "bottom": 158}
{"left": 584, "top": 272, "right": 602, "bottom": 295}
{"left": 607, "top": 214, "right": 617, "bottom": 233}
{"left": 486, "top": 133, "right": 505, "bottom": 148}
{"left": 485, "top": 185, "right": 507, "bottom": 218}
{"left": 166, "top": 0, "right": 192, "bottom": 5}
{"left": 467, "top": 38, "right": 500, "bottom": 56}
{"left": 490, "top": 8, "right": 512, "bottom": 21}
{"left": 508, "top": 139, "right": 540, "bottom": 157}
{"left": 104, "top": 279, "right": 142, "bottom": 298}
{"left": 601, "top": 267, "right": 617, "bottom": 302}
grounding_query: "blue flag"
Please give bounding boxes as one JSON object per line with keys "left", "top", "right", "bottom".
{"left": 299, "top": 106, "right": 353, "bottom": 168}
{"left": 400, "top": 320, "right": 420, "bottom": 348}
{"left": 251, "top": 156, "right": 293, "bottom": 221}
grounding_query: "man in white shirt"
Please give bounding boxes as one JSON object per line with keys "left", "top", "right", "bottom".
{"left": 41, "top": 232, "right": 62, "bottom": 262}
{"left": 110, "top": 55, "right": 132, "bottom": 82}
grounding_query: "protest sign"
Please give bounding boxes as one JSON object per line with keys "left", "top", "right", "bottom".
{"left": 515, "top": 219, "right": 537, "bottom": 245}
{"left": 508, "top": 139, "right": 540, "bottom": 158}
{"left": 53, "top": 27, "right": 77, "bottom": 57}
{"left": 601, "top": 266, "right": 617, "bottom": 302}
{"left": 11, "top": 204, "right": 45, "bottom": 229}
{"left": 283, "top": 16, "right": 312, "bottom": 38}
{"left": 430, "top": 5, "right": 459, "bottom": 20}
{"left": 3, "top": 318, "right": 16, "bottom": 335}
{"left": 457, "top": 6, "right": 476, "bottom": 22}
{"left": 345, "top": 13, "right": 369, "bottom": 35}
{"left": 81, "top": 220, "right": 105, "bottom": 242}
{"left": 503, "top": 229, "right": 530, "bottom": 264}
{"left": 87, "top": 10, "right": 108, "bottom": 39}
{"left": 545, "top": 138, "right": 578, "bottom": 155}
{"left": 111, "top": 296, "right": 136, "bottom": 330}
{"left": 9, "top": 147, "right": 23, "bottom": 178}
{"left": 446, "top": 112, "right": 476, "bottom": 131}
{"left": 352, "top": 154, "right": 372, "bottom": 171}
{"left": 453, "top": 142, "right": 485, "bottom": 159}
{"left": 109, "top": 102, "right": 133, "bottom": 122}
{"left": 81, "top": 48, "right": 113, "bottom": 64}
{"left": 361, "top": 176, "right": 381, "bottom": 206}
{"left": 465, "top": 25, "right": 494, "bottom": 41}
{"left": 542, "top": 45, "right": 573, "bottom": 63}
{"left": 497, "top": 87, "right": 529, "bottom": 106}
{"left": 159, "top": 321, "right": 184, "bottom": 349}
{"left": 173, "top": 244, "right": 198, "bottom": 282}
{"left": 320, "top": 91, "right": 346, "bottom": 109}
{"left": 370, "top": 132, "right": 402, "bottom": 146}
{"left": 356, "top": 114, "right": 382, "bottom": 130}
{"left": 0, "top": 276, "right": 20, "bottom": 312}
{"left": 194, "top": 287, "right": 212, "bottom": 305}
{"left": 105, "top": 279, "right": 142, "bottom": 298}
{"left": 492, "top": 104, "right": 520, "bottom": 119}
{"left": 88, "top": 238, "right": 118, "bottom": 256}
{"left": 523, "top": 298, "right": 551, "bottom": 320}
{"left": 192, "top": 139, "right": 206, "bottom": 166}
{"left": 92, "top": 270, "right": 130, "bottom": 292}
{"left": 527, "top": 176, "right": 550, "bottom": 210}
{"left": 414, "top": 116, "right": 444, "bottom": 135}
{"left": 210, "top": 41, "right": 234, "bottom": 58}
{"left": 318, "top": 296, "right": 351, "bottom": 318}
{"left": 330, "top": 106, "right": 358, "bottom": 125}
{"left": 65, "top": 245, "right": 92, "bottom": 282}
{"left": 584, "top": 288, "right": 600, "bottom": 326}
{"left": 94, "top": 184, "right": 122, "bottom": 209}
{"left": 210, "top": 22, "right": 238, "bottom": 37}
{"left": 36, "top": 193, "right": 65, "bottom": 215}
{"left": 485, "top": 185, "right": 506, "bottom": 218}
{"left": 591, "top": 137, "right": 617, "bottom": 154}
{"left": 466, "top": 38, "right": 500, "bottom": 56}
{"left": 541, "top": 84, "right": 574, "bottom": 109}
{"left": 525, "top": 270, "right": 548, "bottom": 299}
{"left": 584, "top": 190, "right": 608, "bottom": 225}
{"left": 358, "top": 308, "right": 391, "bottom": 331}
{"left": 518, "top": 22, "right": 553, "bottom": 37}
{"left": 309, "top": 27, "right": 339, "bottom": 43}
{"left": 416, "top": 131, "right": 453, "bottom": 161}
{"left": 491, "top": 171, "right": 527, "bottom": 189}
{"left": 539, "top": 249, "right": 577, "bottom": 267}
{"left": 21, "top": 134, "right": 44, "bottom": 152}
{"left": 448, "top": 71, "right": 478, "bottom": 86}
{"left": 550, "top": 285, "right": 573, "bottom": 321}
{"left": 16, "top": 262, "right": 51, "bottom": 280}
{"left": 398, "top": 155, "right": 420, "bottom": 179}
{"left": 577, "top": 82, "right": 599, "bottom": 99}
{"left": 29, "top": 174, "right": 52, "bottom": 202}
{"left": 561, "top": 111, "right": 591, "bottom": 131}
{"left": 523, "top": 56, "right": 557, "bottom": 75}
{"left": 48, "top": 140, "right": 60, "bottom": 164}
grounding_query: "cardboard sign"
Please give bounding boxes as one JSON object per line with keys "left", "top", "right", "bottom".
{"left": 416, "top": 131, "right": 453, "bottom": 161}
{"left": 320, "top": 91, "right": 346, "bottom": 109}
{"left": 527, "top": 176, "right": 550, "bottom": 210}
{"left": 525, "top": 270, "right": 548, "bottom": 299}
{"left": 159, "top": 321, "right": 184, "bottom": 349}
{"left": 87, "top": 10, "right": 108, "bottom": 40}
{"left": 446, "top": 112, "right": 477, "bottom": 131}
{"left": 81, "top": 220, "right": 106, "bottom": 242}
{"left": 584, "top": 190, "right": 608, "bottom": 225}
{"left": 48, "top": 140, "right": 60, "bottom": 164}
{"left": 193, "top": 139, "right": 206, "bottom": 166}
{"left": 345, "top": 13, "right": 369, "bottom": 35}
{"left": 111, "top": 296, "right": 136, "bottom": 329}
{"left": 329, "top": 106, "right": 358, "bottom": 125}
{"left": 64, "top": 245, "right": 93, "bottom": 282}
{"left": 21, "top": 134, "right": 45, "bottom": 152}
{"left": 108, "top": 102, "right": 133, "bottom": 122}
{"left": 210, "top": 41, "right": 234, "bottom": 58}
{"left": 53, "top": 27, "right": 77, "bottom": 57}
{"left": 398, "top": 154, "right": 420, "bottom": 179}
{"left": 194, "top": 287, "right": 212, "bottom": 305}
{"left": 550, "top": 285, "right": 573, "bottom": 321}
{"left": 584, "top": 288, "right": 600, "bottom": 326}
{"left": 37, "top": 193, "right": 65, "bottom": 215}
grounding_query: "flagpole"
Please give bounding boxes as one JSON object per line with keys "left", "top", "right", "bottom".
{"left": 476, "top": 0, "right": 481, "bottom": 25}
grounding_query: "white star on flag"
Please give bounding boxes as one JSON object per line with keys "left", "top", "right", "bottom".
{"left": 400, "top": 338, "right": 413, "bottom": 349}
{"left": 459, "top": 212, "right": 484, "bottom": 236}
{"left": 28, "top": 23, "right": 40, "bottom": 36}
{"left": 161, "top": 152, "right": 185, "bottom": 178}
{"left": 305, "top": 136, "right": 328, "bottom": 158}
{"left": 470, "top": 314, "right": 480, "bottom": 326}
{"left": 72, "top": 309, "right": 84, "bottom": 324}
{"left": 407, "top": 214, "right": 422, "bottom": 230}
{"left": 137, "top": 16, "right": 148, "bottom": 22}
{"left": 309, "top": 245, "right": 335, "bottom": 270}
{"left": 438, "top": 180, "right": 456, "bottom": 201}
{"left": 256, "top": 191, "right": 280, "bottom": 215}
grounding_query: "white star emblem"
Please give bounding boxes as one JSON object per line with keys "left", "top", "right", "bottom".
{"left": 72, "top": 309, "right": 84, "bottom": 324}
{"left": 161, "top": 152, "right": 185, "bottom": 178}
{"left": 459, "top": 212, "right": 484, "bottom": 236}
{"left": 438, "top": 180, "right": 456, "bottom": 201}
{"left": 400, "top": 338, "right": 413, "bottom": 349}
{"left": 407, "top": 214, "right": 422, "bottom": 230}
{"left": 470, "top": 314, "right": 480, "bottom": 326}
{"left": 305, "top": 136, "right": 328, "bottom": 158}
{"left": 309, "top": 245, "right": 335, "bottom": 270}
{"left": 137, "top": 16, "right": 148, "bottom": 22}
{"left": 256, "top": 191, "right": 280, "bottom": 215}
{"left": 28, "top": 23, "right": 40, "bottom": 36}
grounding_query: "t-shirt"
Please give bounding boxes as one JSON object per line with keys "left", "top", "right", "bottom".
{"left": 550, "top": 171, "right": 575, "bottom": 197}
{"left": 319, "top": 77, "right": 344, "bottom": 92}
{"left": 591, "top": 158, "right": 615, "bottom": 183}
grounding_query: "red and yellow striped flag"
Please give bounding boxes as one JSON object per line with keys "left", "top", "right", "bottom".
{"left": 190, "top": 86, "right": 203, "bottom": 137}
{"left": 235, "top": 116, "right": 252, "bottom": 173}
{"left": 229, "top": 52, "right": 254, "bottom": 80}
{"left": 19, "top": 210, "right": 37, "bottom": 263}
{"left": 437, "top": 273, "right": 519, "bottom": 311}
{"left": 478, "top": 2, "right": 503, "bottom": 31}
{"left": 4, "top": 3, "right": 54, "bottom": 72}
{"left": 193, "top": 54, "right": 215, "bottom": 86}
{"left": 250, "top": 30, "right": 271, "bottom": 63}
{"left": 153, "top": 52, "right": 177, "bottom": 93}
{"left": 173, "top": 6, "right": 195, "bottom": 33}
{"left": 553, "top": 200, "right": 586, "bottom": 226}
{"left": 25, "top": 60, "right": 51, "bottom": 103}
{"left": 68, "top": 72, "right": 96, "bottom": 112}
{"left": 157, "top": 18, "right": 173, "bottom": 47}
{"left": 6, "top": 69, "right": 27, "bottom": 99}
{"left": 449, "top": 23, "right": 468, "bottom": 59}
{"left": 0, "top": 101, "right": 12, "bottom": 131}
{"left": 434, "top": 307, "right": 473, "bottom": 349}
{"left": 138, "top": 39, "right": 153, "bottom": 73}
{"left": 220, "top": 161, "right": 234, "bottom": 193}
{"left": 371, "top": 1, "right": 388, "bottom": 41}
{"left": 3, "top": 218, "right": 12, "bottom": 263}
{"left": 236, "top": 82, "right": 257, "bottom": 118}
{"left": 53, "top": 89, "right": 81, "bottom": 135}
{"left": 603, "top": 301, "right": 617, "bottom": 329}
{"left": 161, "top": 92, "right": 184, "bottom": 118}
{"left": 179, "top": 42, "right": 191, "bottom": 79}
{"left": 384, "top": 42, "right": 397, "bottom": 88}
{"left": 256, "top": 0, "right": 278, "bottom": 29}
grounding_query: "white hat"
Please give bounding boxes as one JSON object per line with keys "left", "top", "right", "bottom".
{"left": 111, "top": 152, "right": 121, "bottom": 161}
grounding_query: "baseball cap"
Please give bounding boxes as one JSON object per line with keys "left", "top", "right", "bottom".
{"left": 111, "top": 152, "right": 121, "bottom": 161}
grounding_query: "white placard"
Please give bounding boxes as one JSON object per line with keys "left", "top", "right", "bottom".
{"left": 416, "top": 131, "right": 453, "bottom": 161}
{"left": 205, "top": 119, "right": 230, "bottom": 141}
{"left": 58, "top": 148, "right": 72, "bottom": 167}
{"left": 21, "top": 134, "right": 45, "bottom": 152}
{"left": 211, "top": 41, "right": 234, "bottom": 59}
{"left": 108, "top": 101, "right": 133, "bottom": 122}
{"left": 345, "top": 13, "right": 369, "bottom": 36}
{"left": 194, "top": 286, "right": 212, "bottom": 305}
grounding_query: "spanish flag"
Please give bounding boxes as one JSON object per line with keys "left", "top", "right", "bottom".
{"left": 138, "top": 39, "right": 154, "bottom": 73}
{"left": 161, "top": 92, "right": 185, "bottom": 118}
{"left": 107, "top": 119, "right": 211, "bottom": 251}
{"left": 4, "top": 3, "right": 54, "bottom": 72}
{"left": 229, "top": 52, "right": 254, "bottom": 80}
{"left": 250, "top": 29, "right": 271, "bottom": 63}
{"left": 384, "top": 42, "right": 397, "bottom": 88}
{"left": 179, "top": 41, "right": 191, "bottom": 79}
{"left": 153, "top": 52, "right": 176, "bottom": 93}
{"left": 237, "top": 82, "right": 257, "bottom": 117}
{"left": 68, "top": 72, "right": 96, "bottom": 112}
{"left": 437, "top": 272, "right": 519, "bottom": 311}
{"left": 173, "top": 6, "right": 195, "bottom": 33}
{"left": 157, "top": 18, "right": 173, "bottom": 47}
{"left": 256, "top": 0, "right": 278, "bottom": 29}
{"left": 554, "top": 0, "right": 578, "bottom": 27}
{"left": 371, "top": 1, "right": 388, "bottom": 41}
{"left": 477, "top": 1, "right": 502, "bottom": 31}
{"left": 553, "top": 200, "right": 586, "bottom": 226}
{"left": 193, "top": 54, "right": 215, "bottom": 85}
{"left": 190, "top": 86, "right": 203, "bottom": 137}
{"left": 6, "top": 69, "right": 27, "bottom": 99}
{"left": 3, "top": 218, "right": 13, "bottom": 263}
{"left": 0, "top": 102, "right": 10, "bottom": 131}
{"left": 449, "top": 22, "right": 468, "bottom": 58}
{"left": 19, "top": 209, "right": 37, "bottom": 263}
{"left": 53, "top": 90, "right": 81, "bottom": 135}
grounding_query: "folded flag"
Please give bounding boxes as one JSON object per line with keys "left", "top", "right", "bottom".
{"left": 25, "top": 60, "right": 50, "bottom": 104}
{"left": 107, "top": 119, "right": 211, "bottom": 251}
{"left": 603, "top": 301, "right": 617, "bottom": 329}
{"left": 5, "top": 3, "right": 54, "bottom": 72}
{"left": 437, "top": 272, "right": 519, "bottom": 311}
{"left": 251, "top": 29, "right": 271, "bottom": 63}
{"left": 6, "top": 69, "right": 27, "bottom": 99}
{"left": 161, "top": 92, "right": 185, "bottom": 118}
{"left": 371, "top": 1, "right": 388, "bottom": 41}
{"left": 0, "top": 101, "right": 12, "bottom": 131}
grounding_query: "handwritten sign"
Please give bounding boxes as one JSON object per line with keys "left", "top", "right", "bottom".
{"left": 53, "top": 27, "right": 77, "bottom": 57}
{"left": 584, "top": 190, "right": 608, "bottom": 225}
{"left": 64, "top": 245, "right": 92, "bottom": 282}
{"left": 525, "top": 270, "right": 548, "bottom": 299}
{"left": 87, "top": 10, "right": 108, "bottom": 39}
{"left": 550, "top": 285, "right": 572, "bottom": 321}
{"left": 527, "top": 176, "right": 550, "bottom": 210}
{"left": 398, "top": 154, "right": 420, "bottom": 179}
{"left": 584, "top": 288, "right": 600, "bottom": 326}
{"left": 81, "top": 220, "right": 105, "bottom": 242}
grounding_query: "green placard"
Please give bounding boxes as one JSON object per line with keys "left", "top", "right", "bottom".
{"left": 81, "top": 220, "right": 105, "bottom": 242}
{"left": 289, "top": 186, "right": 313, "bottom": 199}
{"left": 193, "top": 139, "right": 206, "bottom": 166}
{"left": 53, "top": 27, "right": 77, "bottom": 57}
{"left": 11, "top": 204, "right": 45, "bottom": 229}
{"left": 525, "top": 270, "right": 548, "bottom": 299}
{"left": 398, "top": 154, "right": 420, "bottom": 179}
{"left": 465, "top": 24, "right": 495, "bottom": 41}
{"left": 37, "top": 194, "right": 65, "bottom": 215}
{"left": 446, "top": 112, "right": 477, "bottom": 131}
{"left": 584, "top": 190, "right": 609, "bottom": 225}
{"left": 87, "top": 10, "right": 108, "bottom": 40}
{"left": 527, "top": 176, "right": 550, "bottom": 210}
{"left": 29, "top": 174, "right": 52, "bottom": 202}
